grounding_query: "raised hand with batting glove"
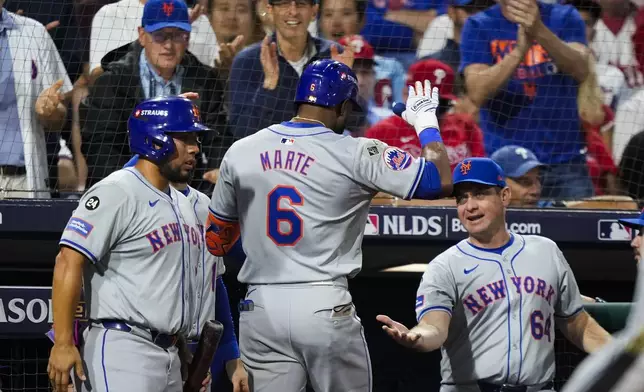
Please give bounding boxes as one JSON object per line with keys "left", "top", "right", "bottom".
{"left": 396, "top": 80, "right": 441, "bottom": 138}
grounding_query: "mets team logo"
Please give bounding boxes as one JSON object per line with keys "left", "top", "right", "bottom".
{"left": 383, "top": 147, "right": 412, "bottom": 171}
{"left": 163, "top": 1, "right": 174, "bottom": 16}
{"left": 460, "top": 160, "right": 472, "bottom": 175}
{"left": 192, "top": 105, "right": 201, "bottom": 121}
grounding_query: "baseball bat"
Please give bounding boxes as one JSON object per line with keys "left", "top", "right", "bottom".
{"left": 183, "top": 320, "right": 224, "bottom": 392}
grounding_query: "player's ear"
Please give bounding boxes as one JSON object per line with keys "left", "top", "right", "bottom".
{"left": 138, "top": 27, "right": 146, "bottom": 47}
{"left": 339, "top": 100, "right": 352, "bottom": 119}
{"left": 500, "top": 186, "right": 511, "bottom": 207}
{"left": 311, "top": 3, "right": 319, "bottom": 20}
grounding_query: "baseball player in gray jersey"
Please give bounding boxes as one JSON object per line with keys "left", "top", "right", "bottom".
{"left": 205, "top": 58, "right": 454, "bottom": 392}
{"left": 122, "top": 153, "right": 250, "bottom": 391}
{"left": 560, "top": 211, "right": 644, "bottom": 392}
{"left": 48, "top": 96, "right": 212, "bottom": 392}
{"left": 377, "top": 157, "right": 611, "bottom": 392}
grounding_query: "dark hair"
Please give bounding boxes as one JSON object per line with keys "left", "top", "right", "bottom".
{"left": 565, "top": 0, "right": 602, "bottom": 22}
{"left": 454, "top": 0, "right": 496, "bottom": 14}
{"left": 318, "top": 0, "right": 368, "bottom": 22}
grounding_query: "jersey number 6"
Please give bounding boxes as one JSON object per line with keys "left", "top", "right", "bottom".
{"left": 267, "top": 185, "right": 304, "bottom": 246}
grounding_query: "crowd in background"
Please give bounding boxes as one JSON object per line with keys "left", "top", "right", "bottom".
{"left": 0, "top": 0, "right": 643, "bottom": 207}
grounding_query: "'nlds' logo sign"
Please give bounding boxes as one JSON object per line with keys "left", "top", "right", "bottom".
{"left": 364, "top": 214, "right": 379, "bottom": 236}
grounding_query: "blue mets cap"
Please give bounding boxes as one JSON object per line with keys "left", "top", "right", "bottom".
{"left": 619, "top": 209, "right": 644, "bottom": 230}
{"left": 142, "top": 0, "right": 191, "bottom": 33}
{"left": 452, "top": 0, "right": 474, "bottom": 6}
{"left": 453, "top": 157, "right": 507, "bottom": 188}
{"left": 490, "top": 145, "right": 545, "bottom": 178}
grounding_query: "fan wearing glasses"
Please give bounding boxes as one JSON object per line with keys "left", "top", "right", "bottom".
{"left": 82, "top": 0, "right": 228, "bottom": 191}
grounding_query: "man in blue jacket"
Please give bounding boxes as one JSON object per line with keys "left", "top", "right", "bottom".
{"left": 227, "top": 0, "right": 355, "bottom": 139}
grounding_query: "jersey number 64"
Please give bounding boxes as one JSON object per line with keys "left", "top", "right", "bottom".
{"left": 267, "top": 185, "right": 304, "bottom": 246}
{"left": 530, "top": 310, "right": 552, "bottom": 342}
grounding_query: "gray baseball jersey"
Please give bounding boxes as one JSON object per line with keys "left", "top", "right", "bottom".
{"left": 209, "top": 122, "right": 430, "bottom": 284}
{"left": 184, "top": 186, "right": 226, "bottom": 339}
{"left": 415, "top": 234, "right": 583, "bottom": 387}
{"left": 59, "top": 167, "right": 203, "bottom": 335}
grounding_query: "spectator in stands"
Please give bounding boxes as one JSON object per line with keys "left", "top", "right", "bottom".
{"left": 566, "top": 0, "right": 625, "bottom": 109}
{"left": 420, "top": 0, "right": 496, "bottom": 98}
{"left": 206, "top": 0, "right": 263, "bottom": 81}
{"left": 207, "top": 0, "right": 263, "bottom": 51}
{"left": 592, "top": 0, "right": 642, "bottom": 98}
{"left": 490, "top": 145, "right": 558, "bottom": 207}
{"left": 227, "top": 0, "right": 354, "bottom": 139}
{"left": 55, "top": 75, "right": 90, "bottom": 198}
{"left": 336, "top": 35, "right": 402, "bottom": 126}
{"left": 366, "top": 59, "right": 484, "bottom": 170}
{"left": 460, "top": 0, "right": 594, "bottom": 200}
{"left": 89, "top": 0, "right": 218, "bottom": 79}
{"left": 318, "top": 0, "right": 406, "bottom": 112}
{"left": 0, "top": 3, "right": 73, "bottom": 199}
{"left": 256, "top": 0, "right": 274, "bottom": 34}
{"left": 82, "top": 0, "right": 228, "bottom": 190}
{"left": 360, "top": 0, "right": 441, "bottom": 66}
{"left": 590, "top": 0, "right": 644, "bottom": 163}
{"left": 577, "top": 54, "right": 621, "bottom": 196}
{"left": 619, "top": 130, "right": 644, "bottom": 207}
{"left": 584, "top": 108, "right": 620, "bottom": 195}
{"left": 255, "top": 0, "right": 318, "bottom": 34}
{"left": 4, "top": 0, "right": 88, "bottom": 82}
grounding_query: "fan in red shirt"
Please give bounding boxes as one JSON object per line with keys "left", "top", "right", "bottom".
{"left": 365, "top": 59, "right": 485, "bottom": 171}
{"left": 584, "top": 104, "right": 620, "bottom": 195}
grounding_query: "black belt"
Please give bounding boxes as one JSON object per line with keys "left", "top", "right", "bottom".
{"left": 92, "top": 319, "right": 178, "bottom": 350}
{"left": 477, "top": 381, "right": 555, "bottom": 392}
{"left": 0, "top": 165, "right": 26, "bottom": 176}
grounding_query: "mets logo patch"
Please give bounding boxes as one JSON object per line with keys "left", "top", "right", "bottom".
{"left": 383, "top": 147, "right": 412, "bottom": 171}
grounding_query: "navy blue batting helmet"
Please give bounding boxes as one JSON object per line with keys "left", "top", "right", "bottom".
{"left": 127, "top": 96, "right": 211, "bottom": 164}
{"left": 294, "top": 59, "right": 362, "bottom": 111}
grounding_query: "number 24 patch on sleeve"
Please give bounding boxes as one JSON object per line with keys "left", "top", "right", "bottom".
{"left": 65, "top": 217, "right": 94, "bottom": 238}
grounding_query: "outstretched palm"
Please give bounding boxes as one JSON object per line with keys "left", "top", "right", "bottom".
{"left": 376, "top": 314, "right": 422, "bottom": 349}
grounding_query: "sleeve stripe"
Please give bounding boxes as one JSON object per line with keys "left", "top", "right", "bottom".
{"left": 417, "top": 305, "right": 452, "bottom": 322}
{"left": 405, "top": 158, "right": 426, "bottom": 201}
{"left": 208, "top": 207, "right": 238, "bottom": 222}
{"left": 555, "top": 305, "right": 584, "bottom": 319}
{"left": 59, "top": 239, "right": 98, "bottom": 264}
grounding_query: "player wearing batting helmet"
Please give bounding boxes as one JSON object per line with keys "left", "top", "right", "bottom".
{"left": 205, "top": 58, "right": 454, "bottom": 392}
{"left": 377, "top": 157, "right": 611, "bottom": 392}
{"left": 49, "top": 96, "right": 213, "bottom": 392}
{"left": 561, "top": 211, "right": 644, "bottom": 392}
{"left": 122, "top": 152, "right": 250, "bottom": 391}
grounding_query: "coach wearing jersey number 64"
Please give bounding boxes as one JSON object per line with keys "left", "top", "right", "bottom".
{"left": 377, "top": 157, "right": 611, "bottom": 392}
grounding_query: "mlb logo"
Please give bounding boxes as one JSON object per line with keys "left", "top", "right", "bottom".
{"left": 597, "top": 220, "right": 632, "bottom": 241}
{"left": 280, "top": 138, "right": 295, "bottom": 145}
{"left": 364, "top": 214, "right": 379, "bottom": 235}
